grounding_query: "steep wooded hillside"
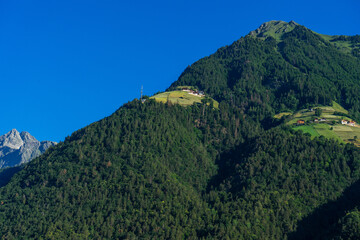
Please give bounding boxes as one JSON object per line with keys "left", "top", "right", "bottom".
{"left": 170, "top": 21, "right": 360, "bottom": 120}
{"left": 0, "top": 100, "right": 258, "bottom": 239}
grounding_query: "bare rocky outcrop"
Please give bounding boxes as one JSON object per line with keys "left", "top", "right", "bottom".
{"left": 0, "top": 129, "right": 57, "bottom": 168}
{"left": 249, "top": 20, "right": 299, "bottom": 39}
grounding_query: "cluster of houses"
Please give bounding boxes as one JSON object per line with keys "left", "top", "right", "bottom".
{"left": 341, "top": 119, "right": 356, "bottom": 126}
{"left": 297, "top": 118, "right": 327, "bottom": 125}
{"left": 296, "top": 118, "right": 357, "bottom": 126}
{"left": 294, "top": 107, "right": 358, "bottom": 127}
{"left": 180, "top": 87, "right": 205, "bottom": 97}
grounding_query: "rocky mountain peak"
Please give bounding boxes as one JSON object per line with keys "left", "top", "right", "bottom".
{"left": 0, "top": 129, "right": 57, "bottom": 168}
{"left": 20, "top": 131, "right": 37, "bottom": 143}
{"left": 249, "top": 20, "right": 299, "bottom": 40}
{"left": 0, "top": 129, "right": 23, "bottom": 149}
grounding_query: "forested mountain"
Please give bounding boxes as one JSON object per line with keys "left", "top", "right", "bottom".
{"left": 170, "top": 20, "right": 360, "bottom": 120}
{"left": 1, "top": 21, "right": 360, "bottom": 239}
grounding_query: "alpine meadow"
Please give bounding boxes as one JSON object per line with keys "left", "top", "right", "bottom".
{"left": 1, "top": 20, "right": 360, "bottom": 239}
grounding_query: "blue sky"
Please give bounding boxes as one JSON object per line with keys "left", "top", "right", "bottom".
{"left": 0, "top": 0, "right": 359, "bottom": 142}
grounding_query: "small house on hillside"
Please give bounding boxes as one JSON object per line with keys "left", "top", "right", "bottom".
{"left": 314, "top": 118, "right": 319, "bottom": 122}
{"left": 185, "top": 89, "right": 205, "bottom": 97}
{"left": 349, "top": 121, "right": 356, "bottom": 126}
{"left": 319, "top": 118, "right": 326, "bottom": 122}
{"left": 297, "top": 120, "right": 305, "bottom": 125}
{"left": 341, "top": 119, "right": 348, "bottom": 125}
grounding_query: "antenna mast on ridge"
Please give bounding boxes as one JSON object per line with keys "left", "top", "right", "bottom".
{"left": 140, "top": 85, "right": 143, "bottom": 101}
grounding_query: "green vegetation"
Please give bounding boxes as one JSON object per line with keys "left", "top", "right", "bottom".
{"left": 0, "top": 166, "right": 22, "bottom": 187}
{"left": 292, "top": 125, "right": 319, "bottom": 137}
{"left": 285, "top": 104, "right": 348, "bottom": 125}
{"left": 174, "top": 85, "right": 197, "bottom": 91}
{"left": 0, "top": 100, "right": 226, "bottom": 239}
{"left": 278, "top": 102, "right": 357, "bottom": 143}
{"left": 1, "top": 21, "right": 360, "bottom": 239}
{"left": 293, "top": 123, "right": 347, "bottom": 143}
{"left": 170, "top": 24, "right": 360, "bottom": 123}
{"left": 332, "top": 100, "right": 349, "bottom": 114}
{"left": 317, "top": 33, "right": 360, "bottom": 58}
{"left": 332, "top": 125, "right": 360, "bottom": 147}
{"left": 274, "top": 112, "right": 292, "bottom": 119}
{"left": 249, "top": 20, "right": 298, "bottom": 41}
{"left": 336, "top": 210, "right": 360, "bottom": 238}
{"left": 313, "top": 123, "right": 343, "bottom": 142}
{"left": 1, "top": 100, "right": 360, "bottom": 239}
{"left": 150, "top": 90, "right": 219, "bottom": 108}
{"left": 315, "top": 108, "right": 322, "bottom": 117}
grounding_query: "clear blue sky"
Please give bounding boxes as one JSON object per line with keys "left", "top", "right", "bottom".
{"left": 0, "top": 0, "right": 359, "bottom": 142}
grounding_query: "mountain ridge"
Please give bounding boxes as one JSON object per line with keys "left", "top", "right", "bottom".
{"left": 248, "top": 20, "right": 360, "bottom": 57}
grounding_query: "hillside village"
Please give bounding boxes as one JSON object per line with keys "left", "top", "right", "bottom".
{"left": 296, "top": 118, "right": 357, "bottom": 126}
{"left": 294, "top": 105, "right": 357, "bottom": 127}
{"left": 341, "top": 119, "right": 356, "bottom": 126}
{"left": 275, "top": 102, "right": 360, "bottom": 146}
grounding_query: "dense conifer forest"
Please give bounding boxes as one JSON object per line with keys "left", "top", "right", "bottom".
{"left": 1, "top": 21, "right": 360, "bottom": 239}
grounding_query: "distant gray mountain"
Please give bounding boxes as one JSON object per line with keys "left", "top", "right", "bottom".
{"left": 0, "top": 129, "right": 56, "bottom": 168}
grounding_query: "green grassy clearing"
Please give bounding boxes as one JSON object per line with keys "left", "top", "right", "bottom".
{"left": 333, "top": 125, "right": 354, "bottom": 132}
{"left": 150, "top": 91, "right": 219, "bottom": 109}
{"left": 317, "top": 34, "right": 354, "bottom": 54}
{"left": 274, "top": 112, "right": 292, "bottom": 119}
{"left": 333, "top": 125, "right": 360, "bottom": 140}
{"left": 293, "top": 112, "right": 302, "bottom": 118}
{"left": 293, "top": 125, "right": 320, "bottom": 138}
{"left": 332, "top": 101, "right": 349, "bottom": 114}
{"left": 174, "top": 86, "right": 197, "bottom": 90}
{"left": 322, "top": 114, "right": 340, "bottom": 119}
{"left": 313, "top": 124, "right": 343, "bottom": 142}
{"left": 300, "top": 111, "right": 314, "bottom": 116}
{"left": 293, "top": 124, "right": 344, "bottom": 143}
{"left": 320, "top": 106, "right": 335, "bottom": 112}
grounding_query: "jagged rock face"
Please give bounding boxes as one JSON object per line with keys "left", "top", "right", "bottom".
{"left": 0, "top": 129, "right": 23, "bottom": 150}
{"left": 0, "top": 129, "right": 57, "bottom": 168}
